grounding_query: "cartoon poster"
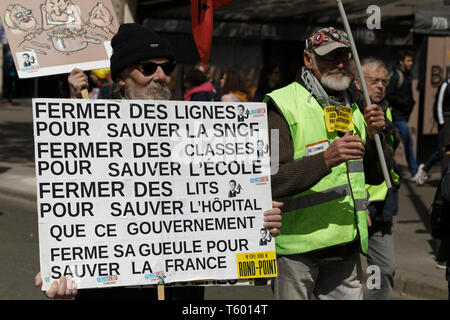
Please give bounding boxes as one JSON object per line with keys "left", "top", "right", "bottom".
{"left": 0, "top": 1, "right": 119, "bottom": 78}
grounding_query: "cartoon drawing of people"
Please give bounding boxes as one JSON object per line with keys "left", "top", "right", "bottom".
{"left": 259, "top": 228, "right": 272, "bottom": 246}
{"left": 88, "top": 2, "right": 114, "bottom": 34}
{"left": 228, "top": 179, "right": 242, "bottom": 198}
{"left": 3, "top": 4, "right": 42, "bottom": 42}
{"left": 237, "top": 105, "right": 250, "bottom": 122}
{"left": 41, "top": 0, "right": 83, "bottom": 30}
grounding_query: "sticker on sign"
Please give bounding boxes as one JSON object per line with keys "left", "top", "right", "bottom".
{"left": 236, "top": 251, "right": 277, "bottom": 279}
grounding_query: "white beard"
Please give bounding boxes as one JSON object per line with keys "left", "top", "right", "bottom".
{"left": 310, "top": 53, "right": 352, "bottom": 92}
{"left": 127, "top": 82, "right": 172, "bottom": 100}
{"left": 320, "top": 73, "right": 352, "bottom": 91}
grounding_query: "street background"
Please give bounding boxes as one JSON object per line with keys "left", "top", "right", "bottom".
{"left": 0, "top": 99, "right": 447, "bottom": 300}
{"left": 1, "top": 0, "right": 450, "bottom": 302}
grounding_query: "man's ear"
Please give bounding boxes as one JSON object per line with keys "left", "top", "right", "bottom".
{"left": 354, "top": 76, "right": 361, "bottom": 91}
{"left": 304, "top": 50, "right": 313, "bottom": 69}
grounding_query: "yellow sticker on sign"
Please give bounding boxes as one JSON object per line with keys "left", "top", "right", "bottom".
{"left": 335, "top": 105, "right": 354, "bottom": 132}
{"left": 324, "top": 106, "right": 337, "bottom": 132}
{"left": 236, "top": 251, "right": 277, "bottom": 279}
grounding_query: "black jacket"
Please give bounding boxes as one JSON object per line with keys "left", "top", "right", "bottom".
{"left": 386, "top": 66, "right": 415, "bottom": 122}
{"left": 433, "top": 79, "right": 450, "bottom": 125}
{"left": 190, "top": 91, "right": 213, "bottom": 101}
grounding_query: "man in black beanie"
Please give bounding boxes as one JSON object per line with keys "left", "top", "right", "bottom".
{"left": 34, "top": 23, "right": 284, "bottom": 300}
{"left": 67, "top": 23, "right": 176, "bottom": 101}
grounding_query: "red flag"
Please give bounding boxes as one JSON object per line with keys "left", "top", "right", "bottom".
{"left": 213, "top": 0, "right": 233, "bottom": 10}
{"left": 191, "top": 0, "right": 233, "bottom": 69}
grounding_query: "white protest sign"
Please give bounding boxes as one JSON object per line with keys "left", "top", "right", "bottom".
{"left": 33, "top": 99, "right": 276, "bottom": 290}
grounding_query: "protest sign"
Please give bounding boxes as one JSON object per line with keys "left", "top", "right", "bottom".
{"left": 0, "top": 0, "right": 118, "bottom": 78}
{"left": 33, "top": 99, "right": 276, "bottom": 290}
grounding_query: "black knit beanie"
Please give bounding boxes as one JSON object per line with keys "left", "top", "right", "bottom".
{"left": 110, "top": 23, "right": 176, "bottom": 81}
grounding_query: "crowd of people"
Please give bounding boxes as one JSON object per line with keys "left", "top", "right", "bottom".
{"left": 182, "top": 64, "right": 279, "bottom": 104}
{"left": 17, "top": 22, "right": 449, "bottom": 300}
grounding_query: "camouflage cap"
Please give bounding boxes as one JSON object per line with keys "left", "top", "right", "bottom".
{"left": 305, "top": 27, "right": 350, "bottom": 56}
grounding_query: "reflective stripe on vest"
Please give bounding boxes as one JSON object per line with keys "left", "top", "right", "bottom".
{"left": 347, "top": 160, "right": 364, "bottom": 174}
{"left": 282, "top": 184, "right": 350, "bottom": 212}
{"left": 282, "top": 184, "right": 368, "bottom": 213}
{"left": 265, "top": 82, "right": 369, "bottom": 255}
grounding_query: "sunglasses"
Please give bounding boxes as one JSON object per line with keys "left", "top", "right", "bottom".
{"left": 137, "top": 61, "right": 175, "bottom": 76}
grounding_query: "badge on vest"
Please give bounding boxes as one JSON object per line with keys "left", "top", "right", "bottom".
{"left": 306, "top": 140, "right": 329, "bottom": 156}
{"left": 324, "top": 105, "right": 354, "bottom": 133}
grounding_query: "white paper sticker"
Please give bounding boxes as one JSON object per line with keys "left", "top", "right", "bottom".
{"left": 305, "top": 140, "right": 329, "bottom": 156}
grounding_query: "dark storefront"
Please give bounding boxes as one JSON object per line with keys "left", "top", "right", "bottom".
{"left": 4, "top": 0, "right": 450, "bottom": 165}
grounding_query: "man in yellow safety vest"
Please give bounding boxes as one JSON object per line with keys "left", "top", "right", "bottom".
{"left": 265, "top": 27, "right": 393, "bottom": 300}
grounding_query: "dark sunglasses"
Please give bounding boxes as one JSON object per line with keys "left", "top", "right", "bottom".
{"left": 137, "top": 61, "right": 176, "bottom": 76}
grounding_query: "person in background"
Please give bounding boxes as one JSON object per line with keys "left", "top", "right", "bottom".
{"left": 194, "top": 61, "right": 206, "bottom": 74}
{"left": 89, "top": 68, "right": 113, "bottom": 99}
{"left": 386, "top": 49, "right": 418, "bottom": 182}
{"left": 194, "top": 61, "right": 221, "bottom": 101}
{"left": 183, "top": 68, "right": 214, "bottom": 101}
{"left": 416, "top": 78, "right": 450, "bottom": 270}
{"left": 220, "top": 69, "right": 249, "bottom": 102}
{"left": 416, "top": 77, "right": 450, "bottom": 186}
{"left": 429, "top": 140, "right": 450, "bottom": 299}
{"left": 252, "top": 63, "right": 281, "bottom": 102}
{"left": 2, "top": 44, "right": 17, "bottom": 106}
{"left": 355, "top": 57, "right": 399, "bottom": 300}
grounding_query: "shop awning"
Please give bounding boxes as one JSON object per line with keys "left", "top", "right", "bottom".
{"left": 414, "top": 4, "right": 450, "bottom": 35}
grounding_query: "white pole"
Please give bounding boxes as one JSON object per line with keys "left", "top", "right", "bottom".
{"left": 337, "top": 0, "right": 392, "bottom": 189}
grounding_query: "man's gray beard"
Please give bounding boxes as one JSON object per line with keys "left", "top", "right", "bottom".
{"left": 310, "top": 53, "right": 352, "bottom": 92}
{"left": 127, "top": 82, "right": 172, "bottom": 100}
{"left": 320, "top": 73, "right": 352, "bottom": 91}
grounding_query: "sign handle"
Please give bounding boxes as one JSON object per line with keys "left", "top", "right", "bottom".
{"left": 157, "top": 284, "right": 165, "bottom": 300}
{"left": 81, "top": 88, "right": 90, "bottom": 99}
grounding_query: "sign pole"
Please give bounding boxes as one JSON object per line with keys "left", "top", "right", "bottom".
{"left": 157, "top": 284, "right": 165, "bottom": 300}
{"left": 81, "top": 88, "right": 90, "bottom": 99}
{"left": 337, "top": 0, "right": 392, "bottom": 188}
